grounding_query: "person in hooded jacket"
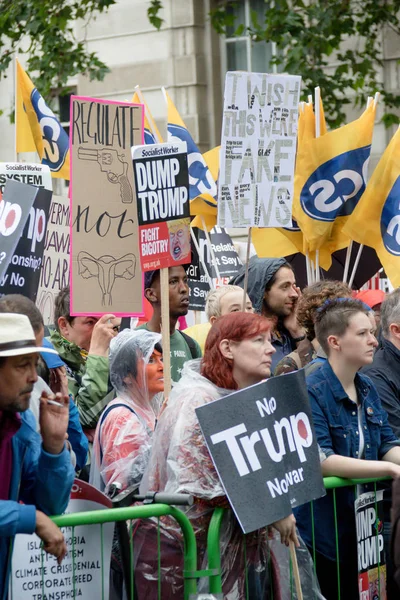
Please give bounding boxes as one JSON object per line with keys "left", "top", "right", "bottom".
{"left": 135, "top": 312, "right": 323, "bottom": 600}
{"left": 230, "top": 256, "right": 311, "bottom": 372}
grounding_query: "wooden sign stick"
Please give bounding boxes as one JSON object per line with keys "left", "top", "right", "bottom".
{"left": 160, "top": 268, "right": 172, "bottom": 398}
{"left": 242, "top": 227, "right": 252, "bottom": 311}
{"left": 289, "top": 540, "right": 304, "bottom": 600}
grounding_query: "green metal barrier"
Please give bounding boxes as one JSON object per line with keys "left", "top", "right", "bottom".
{"left": 10, "top": 504, "right": 198, "bottom": 600}
{"left": 206, "top": 476, "right": 391, "bottom": 598}
{"left": 52, "top": 504, "right": 198, "bottom": 600}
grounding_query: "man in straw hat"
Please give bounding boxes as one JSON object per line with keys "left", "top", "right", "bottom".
{"left": 0, "top": 313, "right": 74, "bottom": 600}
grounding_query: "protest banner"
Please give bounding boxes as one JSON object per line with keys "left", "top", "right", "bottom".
{"left": 70, "top": 96, "right": 144, "bottom": 316}
{"left": 355, "top": 490, "right": 386, "bottom": 600}
{"left": 36, "top": 195, "right": 70, "bottom": 325}
{"left": 0, "top": 162, "right": 52, "bottom": 196}
{"left": 188, "top": 227, "right": 242, "bottom": 310}
{"left": 132, "top": 141, "right": 191, "bottom": 271}
{"left": 9, "top": 480, "right": 113, "bottom": 600}
{"left": 1, "top": 184, "right": 52, "bottom": 301}
{"left": 218, "top": 72, "right": 301, "bottom": 229}
{"left": 196, "top": 369, "right": 325, "bottom": 534}
{"left": 0, "top": 180, "right": 39, "bottom": 285}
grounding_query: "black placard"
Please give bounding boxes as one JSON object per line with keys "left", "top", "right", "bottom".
{"left": 1, "top": 185, "right": 52, "bottom": 301}
{"left": 188, "top": 227, "right": 242, "bottom": 310}
{"left": 196, "top": 370, "right": 325, "bottom": 533}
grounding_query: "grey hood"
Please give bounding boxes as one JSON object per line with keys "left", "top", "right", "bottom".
{"left": 229, "top": 256, "right": 287, "bottom": 314}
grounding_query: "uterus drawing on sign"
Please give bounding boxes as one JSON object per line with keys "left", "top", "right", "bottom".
{"left": 77, "top": 252, "right": 136, "bottom": 306}
{"left": 77, "top": 147, "right": 133, "bottom": 203}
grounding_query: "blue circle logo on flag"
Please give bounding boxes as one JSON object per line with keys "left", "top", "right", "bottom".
{"left": 30, "top": 88, "right": 69, "bottom": 174}
{"left": 300, "top": 146, "right": 371, "bottom": 222}
{"left": 282, "top": 218, "right": 301, "bottom": 232}
{"left": 380, "top": 175, "right": 400, "bottom": 256}
{"left": 168, "top": 124, "right": 217, "bottom": 200}
{"left": 144, "top": 128, "right": 157, "bottom": 145}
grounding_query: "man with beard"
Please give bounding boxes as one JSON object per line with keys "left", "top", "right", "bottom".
{"left": 230, "top": 256, "right": 310, "bottom": 373}
{"left": 137, "top": 266, "right": 202, "bottom": 382}
{"left": 0, "top": 313, "right": 74, "bottom": 600}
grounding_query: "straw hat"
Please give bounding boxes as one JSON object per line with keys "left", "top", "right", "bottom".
{"left": 0, "top": 313, "right": 57, "bottom": 357}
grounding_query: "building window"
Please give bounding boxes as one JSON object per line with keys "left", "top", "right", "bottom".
{"left": 52, "top": 90, "right": 76, "bottom": 139}
{"left": 223, "top": 0, "right": 276, "bottom": 74}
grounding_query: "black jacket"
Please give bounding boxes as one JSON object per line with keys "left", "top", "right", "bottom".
{"left": 362, "top": 338, "right": 400, "bottom": 439}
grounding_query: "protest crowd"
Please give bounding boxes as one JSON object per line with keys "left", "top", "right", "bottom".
{"left": 3, "top": 63, "right": 400, "bottom": 600}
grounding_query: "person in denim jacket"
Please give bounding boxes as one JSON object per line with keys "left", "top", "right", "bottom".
{"left": 295, "top": 298, "right": 400, "bottom": 600}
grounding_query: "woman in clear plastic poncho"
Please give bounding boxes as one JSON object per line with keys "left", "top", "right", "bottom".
{"left": 136, "top": 312, "right": 324, "bottom": 600}
{"left": 90, "top": 329, "right": 163, "bottom": 495}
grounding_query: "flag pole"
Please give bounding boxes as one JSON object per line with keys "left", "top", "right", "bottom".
{"left": 134, "top": 85, "right": 163, "bottom": 143}
{"left": 343, "top": 97, "right": 374, "bottom": 283}
{"left": 347, "top": 93, "right": 380, "bottom": 288}
{"left": 305, "top": 252, "right": 312, "bottom": 285}
{"left": 314, "top": 87, "right": 321, "bottom": 282}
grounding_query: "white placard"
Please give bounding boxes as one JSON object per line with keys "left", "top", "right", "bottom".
{"left": 36, "top": 195, "right": 70, "bottom": 325}
{"left": 10, "top": 480, "right": 113, "bottom": 600}
{"left": 218, "top": 72, "right": 301, "bottom": 229}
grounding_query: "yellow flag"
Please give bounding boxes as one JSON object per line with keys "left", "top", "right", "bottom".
{"left": 16, "top": 60, "right": 70, "bottom": 179}
{"left": 16, "top": 60, "right": 36, "bottom": 153}
{"left": 190, "top": 145, "right": 220, "bottom": 230}
{"left": 253, "top": 100, "right": 331, "bottom": 270}
{"left": 342, "top": 127, "right": 400, "bottom": 287}
{"left": 131, "top": 89, "right": 163, "bottom": 143}
{"left": 164, "top": 88, "right": 217, "bottom": 203}
{"left": 292, "top": 102, "right": 376, "bottom": 252}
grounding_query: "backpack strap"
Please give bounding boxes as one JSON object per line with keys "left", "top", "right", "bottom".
{"left": 98, "top": 403, "right": 138, "bottom": 464}
{"left": 178, "top": 330, "right": 201, "bottom": 359}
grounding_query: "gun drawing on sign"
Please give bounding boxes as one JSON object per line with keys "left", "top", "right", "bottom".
{"left": 78, "top": 251, "right": 136, "bottom": 306}
{"left": 77, "top": 147, "right": 133, "bottom": 204}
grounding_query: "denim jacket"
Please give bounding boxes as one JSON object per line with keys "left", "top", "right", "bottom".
{"left": 295, "top": 360, "right": 400, "bottom": 562}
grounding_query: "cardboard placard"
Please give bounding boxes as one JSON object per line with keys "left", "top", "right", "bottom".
{"left": 355, "top": 490, "right": 386, "bottom": 600}
{"left": 0, "top": 181, "right": 39, "bottom": 285}
{"left": 70, "top": 96, "right": 144, "bottom": 316}
{"left": 188, "top": 227, "right": 242, "bottom": 310}
{"left": 36, "top": 195, "right": 70, "bottom": 325}
{"left": 9, "top": 480, "right": 113, "bottom": 600}
{"left": 1, "top": 180, "right": 52, "bottom": 301}
{"left": 218, "top": 72, "right": 301, "bottom": 228}
{"left": 0, "top": 162, "right": 52, "bottom": 196}
{"left": 196, "top": 370, "right": 325, "bottom": 533}
{"left": 132, "top": 142, "right": 191, "bottom": 271}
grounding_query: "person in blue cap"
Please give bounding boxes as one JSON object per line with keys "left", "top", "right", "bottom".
{"left": 0, "top": 294, "right": 88, "bottom": 472}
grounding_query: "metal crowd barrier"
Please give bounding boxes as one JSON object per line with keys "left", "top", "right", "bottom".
{"left": 206, "top": 476, "right": 391, "bottom": 599}
{"left": 10, "top": 477, "right": 391, "bottom": 599}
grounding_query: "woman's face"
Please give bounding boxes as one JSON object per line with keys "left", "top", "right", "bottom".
{"left": 145, "top": 349, "right": 164, "bottom": 396}
{"left": 331, "top": 312, "right": 378, "bottom": 367}
{"left": 228, "top": 332, "right": 276, "bottom": 384}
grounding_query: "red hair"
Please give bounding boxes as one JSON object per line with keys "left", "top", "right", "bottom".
{"left": 201, "top": 312, "right": 271, "bottom": 390}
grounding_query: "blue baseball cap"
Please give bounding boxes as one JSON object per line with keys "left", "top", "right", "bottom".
{"left": 40, "top": 338, "right": 65, "bottom": 369}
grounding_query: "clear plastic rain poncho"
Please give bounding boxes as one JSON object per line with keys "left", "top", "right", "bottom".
{"left": 90, "top": 329, "right": 162, "bottom": 495}
{"left": 135, "top": 359, "right": 325, "bottom": 600}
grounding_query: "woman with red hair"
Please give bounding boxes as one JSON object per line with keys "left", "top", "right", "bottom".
{"left": 135, "top": 312, "right": 322, "bottom": 599}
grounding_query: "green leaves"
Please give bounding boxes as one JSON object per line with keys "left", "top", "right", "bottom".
{"left": 148, "top": 0, "right": 164, "bottom": 30}
{"left": 208, "top": 0, "right": 400, "bottom": 128}
{"left": 0, "top": 0, "right": 115, "bottom": 109}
